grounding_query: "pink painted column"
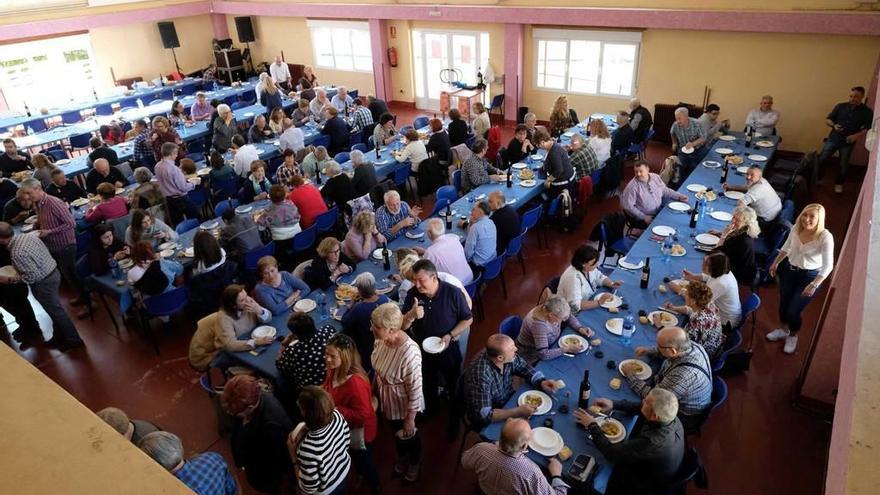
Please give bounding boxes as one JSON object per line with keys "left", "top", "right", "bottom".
{"left": 503, "top": 23, "right": 524, "bottom": 123}
{"left": 368, "top": 18, "right": 392, "bottom": 101}
{"left": 210, "top": 13, "right": 230, "bottom": 40}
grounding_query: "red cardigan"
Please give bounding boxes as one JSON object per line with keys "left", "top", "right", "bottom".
{"left": 322, "top": 373, "right": 377, "bottom": 443}
{"left": 287, "top": 185, "right": 327, "bottom": 228}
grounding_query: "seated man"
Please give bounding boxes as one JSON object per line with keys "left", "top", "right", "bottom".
{"left": 375, "top": 190, "right": 422, "bottom": 241}
{"left": 696, "top": 103, "right": 730, "bottom": 137}
{"left": 627, "top": 327, "right": 713, "bottom": 432}
{"left": 248, "top": 114, "right": 275, "bottom": 143}
{"left": 567, "top": 134, "right": 601, "bottom": 180}
{"left": 231, "top": 135, "right": 260, "bottom": 179}
{"left": 85, "top": 158, "right": 127, "bottom": 195}
{"left": 0, "top": 138, "right": 32, "bottom": 177}
{"left": 487, "top": 191, "right": 520, "bottom": 257}
{"left": 309, "top": 88, "right": 331, "bottom": 121}
{"left": 349, "top": 98, "right": 374, "bottom": 133}
{"left": 820, "top": 85, "right": 873, "bottom": 193}
{"left": 669, "top": 107, "right": 707, "bottom": 172}
{"left": 461, "top": 139, "right": 504, "bottom": 193}
{"left": 462, "top": 333, "right": 561, "bottom": 428}
{"left": 330, "top": 86, "right": 354, "bottom": 114}
{"left": 219, "top": 207, "right": 263, "bottom": 258}
{"left": 462, "top": 201, "right": 497, "bottom": 274}
{"left": 418, "top": 218, "right": 473, "bottom": 285}
{"left": 96, "top": 406, "right": 160, "bottom": 444}
{"left": 745, "top": 95, "right": 780, "bottom": 137}
{"left": 320, "top": 106, "right": 351, "bottom": 156}
{"left": 139, "top": 431, "right": 238, "bottom": 495}
{"left": 462, "top": 418, "right": 569, "bottom": 495}
{"left": 3, "top": 189, "right": 33, "bottom": 224}
{"left": 611, "top": 110, "right": 635, "bottom": 155}
{"left": 278, "top": 118, "right": 305, "bottom": 154}
{"left": 723, "top": 165, "right": 782, "bottom": 224}
{"left": 574, "top": 388, "right": 685, "bottom": 495}
{"left": 620, "top": 161, "right": 688, "bottom": 228}
{"left": 88, "top": 136, "right": 119, "bottom": 166}
{"left": 46, "top": 169, "right": 87, "bottom": 203}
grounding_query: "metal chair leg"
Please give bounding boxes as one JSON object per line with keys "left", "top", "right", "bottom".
{"left": 97, "top": 294, "right": 120, "bottom": 335}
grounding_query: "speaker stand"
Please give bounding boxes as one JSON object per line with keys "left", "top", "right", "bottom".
{"left": 170, "top": 47, "right": 183, "bottom": 76}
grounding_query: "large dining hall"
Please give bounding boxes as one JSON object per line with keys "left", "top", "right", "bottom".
{"left": 0, "top": 1, "right": 878, "bottom": 494}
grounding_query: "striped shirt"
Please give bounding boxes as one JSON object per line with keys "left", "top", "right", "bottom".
{"left": 296, "top": 410, "right": 351, "bottom": 495}
{"left": 627, "top": 342, "right": 713, "bottom": 417}
{"left": 9, "top": 232, "right": 57, "bottom": 284}
{"left": 34, "top": 192, "right": 75, "bottom": 252}
{"left": 462, "top": 442, "right": 569, "bottom": 495}
{"left": 371, "top": 336, "right": 425, "bottom": 420}
{"left": 375, "top": 202, "right": 412, "bottom": 241}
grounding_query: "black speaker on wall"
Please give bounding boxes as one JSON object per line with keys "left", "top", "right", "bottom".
{"left": 157, "top": 22, "right": 180, "bottom": 49}
{"left": 234, "top": 16, "right": 255, "bottom": 43}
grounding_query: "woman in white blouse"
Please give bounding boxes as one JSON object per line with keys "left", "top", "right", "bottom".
{"left": 471, "top": 102, "right": 491, "bottom": 138}
{"left": 587, "top": 118, "right": 612, "bottom": 164}
{"left": 766, "top": 204, "right": 834, "bottom": 354}
{"left": 558, "top": 245, "right": 622, "bottom": 312}
{"left": 678, "top": 252, "right": 742, "bottom": 329}
{"left": 394, "top": 128, "right": 428, "bottom": 198}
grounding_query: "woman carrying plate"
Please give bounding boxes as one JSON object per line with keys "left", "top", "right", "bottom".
{"left": 253, "top": 255, "right": 311, "bottom": 316}
{"left": 342, "top": 211, "right": 386, "bottom": 263}
{"left": 558, "top": 245, "right": 623, "bottom": 313}
{"left": 516, "top": 294, "right": 594, "bottom": 364}
{"left": 659, "top": 280, "right": 724, "bottom": 359}
{"left": 188, "top": 284, "right": 273, "bottom": 371}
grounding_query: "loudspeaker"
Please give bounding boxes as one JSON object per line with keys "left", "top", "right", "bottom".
{"left": 157, "top": 22, "right": 180, "bottom": 49}
{"left": 234, "top": 16, "right": 255, "bottom": 43}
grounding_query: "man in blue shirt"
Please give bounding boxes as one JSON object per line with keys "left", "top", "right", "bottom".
{"left": 330, "top": 86, "right": 354, "bottom": 114}
{"left": 139, "top": 431, "right": 238, "bottom": 495}
{"left": 375, "top": 190, "right": 422, "bottom": 240}
{"left": 320, "top": 106, "right": 351, "bottom": 156}
{"left": 463, "top": 201, "right": 497, "bottom": 275}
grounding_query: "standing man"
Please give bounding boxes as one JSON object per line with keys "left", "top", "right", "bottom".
{"left": 486, "top": 191, "right": 520, "bottom": 257}
{"left": 820, "top": 85, "right": 873, "bottom": 193}
{"left": 0, "top": 242, "right": 42, "bottom": 348}
{"left": 269, "top": 55, "right": 292, "bottom": 92}
{"left": 670, "top": 106, "right": 708, "bottom": 176}
{"left": 628, "top": 97, "right": 654, "bottom": 144}
{"left": 0, "top": 222, "right": 84, "bottom": 350}
{"left": 154, "top": 143, "right": 201, "bottom": 225}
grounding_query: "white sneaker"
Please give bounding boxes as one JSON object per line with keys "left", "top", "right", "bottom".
{"left": 784, "top": 335, "right": 798, "bottom": 354}
{"left": 766, "top": 328, "right": 790, "bottom": 342}
{"left": 834, "top": 184, "right": 843, "bottom": 193}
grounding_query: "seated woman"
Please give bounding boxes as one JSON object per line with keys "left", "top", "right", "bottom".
{"left": 179, "top": 158, "right": 197, "bottom": 176}
{"left": 191, "top": 230, "right": 227, "bottom": 277}
{"left": 84, "top": 182, "right": 129, "bottom": 223}
{"left": 425, "top": 118, "right": 451, "bottom": 166}
{"left": 659, "top": 280, "right": 724, "bottom": 358}
{"left": 291, "top": 98, "right": 312, "bottom": 127}
{"left": 447, "top": 108, "right": 469, "bottom": 147}
{"left": 291, "top": 386, "right": 353, "bottom": 495}
{"left": 240, "top": 160, "right": 272, "bottom": 204}
{"left": 303, "top": 237, "right": 353, "bottom": 291}
{"left": 677, "top": 252, "right": 742, "bottom": 329}
{"left": 31, "top": 153, "right": 58, "bottom": 189}
{"left": 168, "top": 100, "right": 191, "bottom": 127}
{"left": 373, "top": 113, "right": 397, "bottom": 148}
{"left": 125, "top": 208, "right": 178, "bottom": 247}
{"left": 129, "top": 167, "right": 166, "bottom": 213}
{"left": 275, "top": 149, "right": 299, "bottom": 188}
{"left": 587, "top": 119, "right": 612, "bottom": 164}
{"left": 516, "top": 294, "right": 594, "bottom": 364}
{"left": 394, "top": 129, "right": 428, "bottom": 179}
{"left": 188, "top": 284, "right": 273, "bottom": 371}
{"left": 471, "top": 102, "right": 490, "bottom": 139}
{"left": 87, "top": 223, "right": 129, "bottom": 276}
{"left": 253, "top": 255, "right": 311, "bottom": 316}
{"left": 268, "top": 107, "right": 285, "bottom": 135}
{"left": 277, "top": 312, "right": 335, "bottom": 392}
{"left": 126, "top": 240, "right": 183, "bottom": 296}
{"left": 460, "top": 138, "right": 504, "bottom": 193}
{"left": 287, "top": 175, "right": 327, "bottom": 228}
{"left": 256, "top": 185, "right": 301, "bottom": 260}
{"left": 558, "top": 245, "right": 622, "bottom": 313}
{"left": 710, "top": 205, "right": 759, "bottom": 284}
{"left": 208, "top": 151, "right": 239, "bottom": 201}
{"left": 342, "top": 210, "right": 386, "bottom": 262}
{"left": 341, "top": 273, "right": 390, "bottom": 372}
{"left": 548, "top": 95, "right": 573, "bottom": 137}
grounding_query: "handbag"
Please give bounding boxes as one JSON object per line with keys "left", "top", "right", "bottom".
{"left": 349, "top": 426, "right": 366, "bottom": 451}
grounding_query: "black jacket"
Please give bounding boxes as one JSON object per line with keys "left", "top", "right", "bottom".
{"left": 321, "top": 116, "right": 351, "bottom": 155}
{"left": 352, "top": 163, "right": 378, "bottom": 197}
{"left": 448, "top": 119, "right": 469, "bottom": 147}
{"left": 714, "top": 230, "right": 757, "bottom": 284}
{"left": 490, "top": 204, "right": 521, "bottom": 256}
{"left": 631, "top": 105, "right": 654, "bottom": 143}
{"left": 426, "top": 131, "right": 452, "bottom": 163}
{"left": 611, "top": 125, "right": 635, "bottom": 155}
{"left": 230, "top": 393, "right": 293, "bottom": 494}
{"left": 88, "top": 146, "right": 119, "bottom": 167}
{"left": 321, "top": 173, "right": 358, "bottom": 210}
{"left": 368, "top": 99, "right": 389, "bottom": 122}
{"left": 85, "top": 167, "right": 128, "bottom": 194}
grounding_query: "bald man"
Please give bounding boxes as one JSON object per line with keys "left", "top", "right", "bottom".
{"left": 85, "top": 157, "right": 127, "bottom": 195}
{"left": 722, "top": 165, "right": 782, "bottom": 223}
{"left": 462, "top": 333, "right": 562, "bottom": 427}
{"left": 628, "top": 97, "right": 653, "bottom": 144}
{"left": 269, "top": 54, "right": 291, "bottom": 91}
{"left": 626, "top": 327, "right": 713, "bottom": 432}
{"left": 462, "top": 418, "right": 569, "bottom": 495}
{"left": 487, "top": 191, "right": 520, "bottom": 257}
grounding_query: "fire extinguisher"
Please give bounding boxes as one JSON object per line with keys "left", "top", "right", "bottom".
{"left": 387, "top": 47, "right": 398, "bottom": 68}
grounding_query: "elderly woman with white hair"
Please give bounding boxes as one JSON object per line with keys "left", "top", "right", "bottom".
{"left": 342, "top": 210, "right": 386, "bottom": 262}
{"left": 341, "top": 272, "right": 391, "bottom": 372}
{"left": 320, "top": 160, "right": 358, "bottom": 209}
{"left": 139, "top": 431, "right": 239, "bottom": 494}
{"left": 516, "top": 294, "right": 595, "bottom": 364}
{"left": 129, "top": 166, "right": 166, "bottom": 212}
{"left": 375, "top": 189, "right": 422, "bottom": 241}
{"left": 708, "top": 205, "right": 760, "bottom": 284}
{"left": 212, "top": 103, "right": 237, "bottom": 152}
{"left": 350, "top": 149, "right": 378, "bottom": 196}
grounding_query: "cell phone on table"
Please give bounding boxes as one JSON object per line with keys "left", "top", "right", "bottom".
{"left": 567, "top": 454, "right": 596, "bottom": 482}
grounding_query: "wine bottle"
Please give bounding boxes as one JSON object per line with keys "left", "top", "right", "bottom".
{"left": 640, "top": 257, "right": 651, "bottom": 289}
{"left": 159, "top": 74, "right": 165, "bottom": 87}
{"left": 382, "top": 242, "right": 391, "bottom": 270}
{"left": 745, "top": 126, "right": 752, "bottom": 148}
{"left": 93, "top": 88, "right": 99, "bottom": 101}
{"left": 506, "top": 167, "right": 512, "bottom": 188}
{"left": 578, "top": 370, "right": 592, "bottom": 409}
{"left": 445, "top": 203, "right": 452, "bottom": 230}
{"left": 375, "top": 144, "right": 380, "bottom": 159}
{"left": 720, "top": 156, "right": 729, "bottom": 184}
{"left": 23, "top": 102, "right": 31, "bottom": 117}
{"left": 689, "top": 201, "right": 699, "bottom": 229}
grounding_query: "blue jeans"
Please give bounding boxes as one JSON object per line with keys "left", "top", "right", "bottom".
{"left": 777, "top": 260, "right": 818, "bottom": 334}
{"left": 819, "top": 136, "right": 854, "bottom": 185}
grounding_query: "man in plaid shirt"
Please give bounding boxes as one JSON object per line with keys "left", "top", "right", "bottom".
{"left": 375, "top": 190, "right": 421, "bottom": 241}
{"left": 131, "top": 119, "right": 155, "bottom": 168}
{"left": 140, "top": 431, "right": 238, "bottom": 495}
{"left": 462, "top": 333, "right": 562, "bottom": 428}
{"left": 349, "top": 98, "right": 374, "bottom": 133}
{"left": 567, "top": 133, "right": 601, "bottom": 180}
{"left": 626, "top": 326, "right": 713, "bottom": 432}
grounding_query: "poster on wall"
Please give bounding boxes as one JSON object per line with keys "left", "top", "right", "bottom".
{"left": 461, "top": 45, "right": 472, "bottom": 64}
{"left": 390, "top": 26, "right": 397, "bottom": 39}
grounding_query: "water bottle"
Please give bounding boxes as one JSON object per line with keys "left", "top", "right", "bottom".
{"left": 109, "top": 257, "right": 122, "bottom": 280}
{"left": 26, "top": 126, "right": 34, "bottom": 136}
{"left": 662, "top": 234, "right": 674, "bottom": 263}
{"left": 621, "top": 314, "right": 635, "bottom": 347}
{"left": 213, "top": 81, "right": 220, "bottom": 92}
{"left": 136, "top": 98, "right": 144, "bottom": 109}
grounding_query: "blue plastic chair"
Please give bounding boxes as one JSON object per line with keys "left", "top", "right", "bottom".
{"left": 242, "top": 89, "right": 256, "bottom": 103}
{"left": 231, "top": 101, "right": 249, "bottom": 111}
{"left": 599, "top": 221, "right": 636, "bottom": 268}
{"left": 464, "top": 272, "right": 483, "bottom": 321}
{"left": 349, "top": 130, "right": 363, "bottom": 151}
{"left": 429, "top": 198, "right": 452, "bottom": 218}
{"left": 691, "top": 376, "right": 729, "bottom": 435}
{"left": 47, "top": 148, "right": 69, "bottom": 162}
{"left": 367, "top": 136, "right": 376, "bottom": 151}
{"left": 451, "top": 169, "right": 462, "bottom": 193}
{"left": 351, "top": 143, "right": 367, "bottom": 153}
{"left": 61, "top": 110, "right": 82, "bottom": 124}
{"left": 436, "top": 185, "right": 458, "bottom": 205}
{"left": 393, "top": 165, "right": 410, "bottom": 188}
{"left": 94, "top": 104, "right": 114, "bottom": 116}
{"left": 314, "top": 206, "right": 338, "bottom": 235}
{"left": 487, "top": 94, "right": 505, "bottom": 114}
{"left": 68, "top": 132, "right": 92, "bottom": 153}
{"left": 214, "top": 199, "right": 239, "bottom": 218}
{"left": 175, "top": 218, "right": 199, "bottom": 234}
{"left": 712, "top": 330, "right": 743, "bottom": 373}
{"left": 313, "top": 135, "right": 331, "bottom": 150}
{"left": 334, "top": 152, "right": 350, "bottom": 164}
{"left": 520, "top": 204, "right": 542, "bottom": 232}
{"left": 75, "top": 230, "right": 91, "bottom": 258}
{"left": 244, "top": 242, "right": 275, "bottom": 272}
{"left": 25, "top": 118, "right": 48, "bottom": 133}
{"left": 187, "top": 187, "right": 209, "bottom": 217}
{"left": 779, "top": 199, "right": 795, "bottom": 224}
{"left": 142, "top": 285, "right": 190, "bottom": 354}
{"left": 223, "top": 95, "right": 239, "bottom": 106}
{"left": 412, "top": 116, "right": 429, "bottom": 130}
{"left": 212, "top": 176, "right": 240, "bottom": 201}
{"left": 399, "top": 125, "right": 414, "bottom": 136}
{"left": 499, "top": 315, "right": 522, "bottom": 341}
{"left": 481, "top": 255, "right": 507, "bottom": 298}
{"left": 590, "top": 168, "right": 603, "bottom": 189}
{"left": 734, "top": 292, "right": 761, "bottom": 333}
{"left": 504, "top": 229, "right": 527, "bottom": 275}
{"left": 292, "top": 224, "right": 317, "bottom": 254}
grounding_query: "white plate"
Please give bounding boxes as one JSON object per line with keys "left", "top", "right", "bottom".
{"left": 716, "top": 148, "right": 734, "bottom": 155}
{"left": 696, "top": 233, "right": 720, "bottom": 246}
{"left": 558, "top": 334, "right": 589, "bottom": 353}
{"left": 652, "top": 225, "right": 676, "bottom": 237}
{"left": 506, "top": 198, "right": 517, "bottom": 205}
{"left": 405, "top": 230, "right": 425, "bottom": 239}
{"left": 200, "top": 220, "right": 219, "bottom": 230}
{"left": 596, "top": 293, "right": 623, "bottom": 309}
{"left": 724, "top": 190, "right": 744, "bottom": 200}
{"left": 618, "top": 257, "right": 644, "bottom": 270}
{"left": 371, "top": 248, "right": 386, "bottom": 260}
{"left": 115, "top": 188, "right": 125, "bottom": 195}
{"left": 619, "top": 359, "right": 653, "bottom": 380}
{"left": 422, "top": 336, "right": 446, "bottom": 354}
{"left": 159, "top": 248, "right": 175, "bottom": 258}
{"left": 519, "top": 180, "right": 537, "bottom": 187}
{"left": 71, "top": 197, "right": 90, "bottom": 207}
{"left": 186, "top": 177, "right": 200, "bottom": 185}
{"left": 196, "top": 167, "right": 211, "bottom": 176}
{"left": 235, "top": 205, "right": 253, "bottom": 214}
{"left": 24, "top": 215, "right": 38, "bottom": 225}
{"left": 511, "top": 163, "right": 527, "bottom": 170}
{"left": 293, "top": 298, "right": 317, "bottom": 312}
{"left": 0, "top": 265, "right": 19, "bottom": 278}
{"left": 718, "top": 135, "right": 736, "bottom": 141}
{"left": 680, "top": 146, "right": 694, "bottom": 154}
{"left": 648, "top": 311, "right": 678, "bottom": 329}
{"left": 529, "top": 427, "right": 564, "bottom": 456}
{"left": 118, "top": 258, "right": 133, "bottom": 269}
{"left": 605, "top": 318, "right": 623, "bottom": 335}
{"left": 252, "top": 325, "right": 277, "bottom": 339}
{"left": 686, "top": 184, "right": 707, "bottom": 193}
{"left": 530, "top": 154, "right": 544, "bottom": 161}
{"left": 702, "top": 160, "right": 721, "bottom": 169}
{"left": 158, "top": 241, "right": 177, "bottom": 251}
{"left": 21, "top": 224, "right": 34, "bottom": 233}
{"left": 518, "top": 390, "right": 552, "bottom": 415}
{"left": 710, "top": 211, "right": 733, "bottom": 222}
{"left": 736, "top": 166, "right": 749, "bottom": 174}
{"left": 474, "top": 194, "right": 486, "bottom": 201}
{"left": 748, "top": 154, "right": 768, "bottom": 162}
{"left": 670, "top": 244, "right": 687, "bottom": 257}
{"left": 181, "top": 247, "right": 195, "bottom": 257}
{"left": 756, "top": 140, "right": 774, "bottom": 148}
{"left": 596, "top": 417, "right": 626, "bottom": 444}
{"left": 55, "top": 158, "right": 71, "bottom": 165}
{"left": 668, "top": 201, "right": 690, "bottom": 212}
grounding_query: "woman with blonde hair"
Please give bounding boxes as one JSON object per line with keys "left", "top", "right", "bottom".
{"left": 150, "top": 115, "right": 185, "bottom": 163}
{"left": 31, "top": 153, "right": 58, "bottom": 188}
{"left": 268, "top": 107, "right": 285, "bottom": 135}
{"left": 260, "top": 77, "right": 283, "bottom": 114}
{"left": 549, "top": 95, "right": 573, "bottom": 137}
{"left": 471, "top": 101, "right": 491, "bottom": 138}
{"left": 766, "top": 203, "right": 834, "bottom": 354}
{"left": 710, "top": 205, "right": 760, "bottom": 283}
{"left": 303, "top": 237, "right": 353, "bottom": 290}
{"left": 342, "top": 210, "right": 386, "bottom": 262}
{"left": 587, "top": 118, "right": 611, "bottom": 164}
{"left": 299, "top": 65, "right": 319, "bottom": 90}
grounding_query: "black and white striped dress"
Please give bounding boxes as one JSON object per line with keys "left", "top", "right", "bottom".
{"left": 296, "top": 409, "right": 352, "bottom": 494}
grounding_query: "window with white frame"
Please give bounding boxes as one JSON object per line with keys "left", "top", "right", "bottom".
{"left": 0, "top": 0, "right": 84, "bottom": 14}
{"left": 534, "top": 28, "right": 640, "bottom": 98}
{"left": 307, "top": 20, "right": 373, "bottom": 73}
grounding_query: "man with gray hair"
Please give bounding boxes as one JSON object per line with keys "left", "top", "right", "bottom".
{"left": 320, "top": 160, "right": 357, "bottom": 208}
{"left": 574, "top": 388, "right": 685, "bottom": 495}
{"left": 349, "top": 149, "right": 378, "bottom": 196}
{"left": 745, "top": 95, "right": 780, "bottom": 137}
{"left": 670, "top": 106, "right": 707, "bottom": 175}
{"left": 309, "top": 88, "right": 330, "bottom": 120}
{"left": 567, "top": 133, "right": 601, "bottom": 179}
{"left": 278, "top": 117, "right": 305, "bottom": 154}
{"left": 139, "top": 431, "right": 238, "bottom": 495}
{"left": 96, "top": 406, "right": 159, "bottom": 444}
{"left": 418, "top": 217, "right": 473, "bottom": 284}
{"left": 462, "top": 418, "right": 569, "bottom": 495}
{"left": 722, "top": 165, "right": 782, "bottom": 223}
{"left": 628, "top": 97, "right": 653, "bottom": 144}
{"left": 342, "top": 271, "right": 391, "bottom": 373}
{"left": 330, "top": 86, "right": 353, "bottom": 114}
{"left": 375, "top": 189, "right": 422, "bottom": 241}
{"left": 463, "top": 200, "right": 497, "bottom": 274}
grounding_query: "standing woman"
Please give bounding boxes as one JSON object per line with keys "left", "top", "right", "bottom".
{"left": 290, "top": 386, "right": 352, "bottom": 495}
{"left": 370, "top": 303, "right": 425, "bottom": 482}
{"left": 766, "top": 203, "right": 834, "bottom": 354}
{"left": 321, "top": 334, "right": 380, "bottom": 494}
{"left": 548, "top": 95, "right": 573, "bottom": 137}
{"left": 260, "top": 78, "right": 284, "bottom": 115}
{"left": 471, "top": 102, "right": 490, "bottom": 139}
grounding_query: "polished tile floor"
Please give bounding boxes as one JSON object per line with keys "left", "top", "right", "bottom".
{"left": 4, "top": 105, "right": 852, "bottom": 494}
